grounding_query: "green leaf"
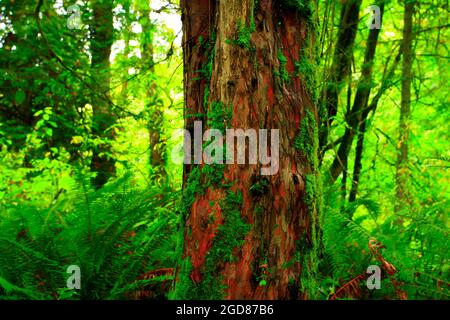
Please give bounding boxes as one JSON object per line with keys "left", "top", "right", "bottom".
{"left": 15, "top": 90, "right": 26, "bottom": 105}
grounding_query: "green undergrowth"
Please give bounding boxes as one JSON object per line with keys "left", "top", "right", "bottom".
{"left": 0, "top": 175, "right": 178, "bottom": 300}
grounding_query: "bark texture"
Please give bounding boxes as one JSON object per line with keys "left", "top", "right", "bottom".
{"left": 175, "top": 0, "right": 322, "bottom": 300}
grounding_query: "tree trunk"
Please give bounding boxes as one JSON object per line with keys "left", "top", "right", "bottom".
{"left": 174, "top": 0, "right": 322, "bottom": 300}
{"left": 396, "top": 0, "right": 415, "bottom": 210}
{"left": 90, "top": 0, "right": 115, "bottom": 189}
{"left": 139, "top": 3, "right": 167, "bottom": 181}
{"left": 328, "top": 2, "right": 384, "bottom": 183}
{"left": 349, "top": 118, "right": 366, "bottom": 202}
{"left": 349, "top": 46, "right": 403, "bottom": 202}
{"left": 118, "top": 0, "right": 131, "bottom": 105}
{"left": 319, "top": 0, "right": 361, "bottom": 153}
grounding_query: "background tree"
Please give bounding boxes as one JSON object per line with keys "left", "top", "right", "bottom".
{"left": 139, "top": 0, "right": 167, "bottom": 182}
{"left": 90, "top": 0, "right": 116, "bottom": 188}
{"left": 328, "top": 1, "right": 384, "bottom": 185}
{"left": 395, "top": 0, "right": 415, "bottom": 211}
{"left": 319, "top": 0, "right": 361, "bottom": 152}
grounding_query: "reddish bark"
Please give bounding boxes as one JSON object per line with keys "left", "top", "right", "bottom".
{"left": 177, "top": 0, "right": 321, "bottom": 300}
